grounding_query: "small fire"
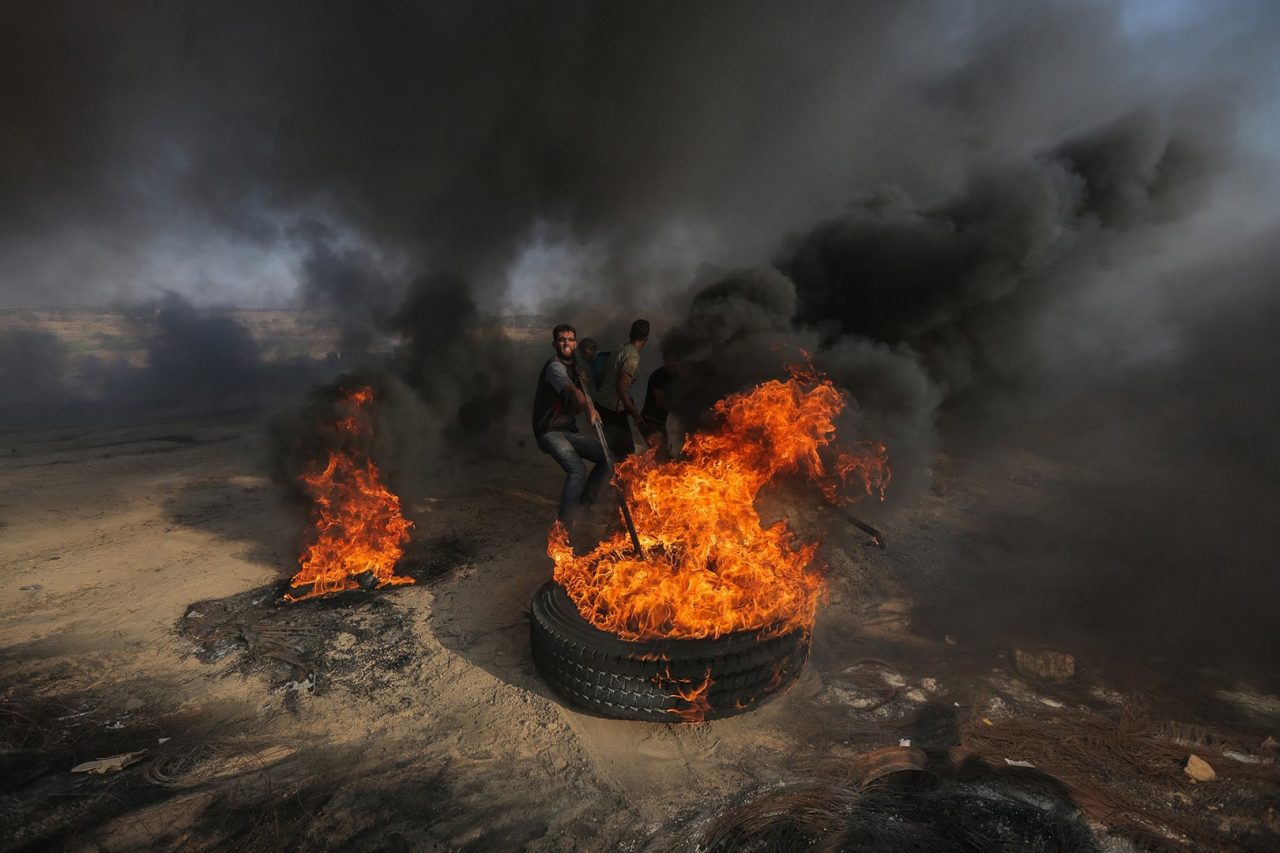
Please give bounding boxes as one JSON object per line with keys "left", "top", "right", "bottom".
{"left": 285, "top": 387, "right": 414, "bottom": 602}
{"left": 663, "top": 668, "right": 714, "bottom": 723}
{"left": 550, "top": 365, "right": 888, "bottom": 640}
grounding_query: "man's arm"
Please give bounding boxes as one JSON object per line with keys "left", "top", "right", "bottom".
{"left": 546, "top": 360, "right": 597, "bottom": 422}
{"left": 560, "top": 363, "right": 600, "bottom": 424}
{"left": 616, "top": 368, "right": 643, "bottom": 423}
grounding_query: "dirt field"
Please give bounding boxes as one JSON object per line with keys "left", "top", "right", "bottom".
{"left": 2, "top": 404, "right": 1278, "bottom": 851}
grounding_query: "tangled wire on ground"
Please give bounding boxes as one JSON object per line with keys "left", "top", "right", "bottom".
{"left": 959, "top": 710, "right": 1279, "bottom": 850}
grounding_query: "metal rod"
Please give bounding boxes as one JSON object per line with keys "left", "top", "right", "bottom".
{"left": 834, "top": 507, "right": 885, "bottom": 549}
{"left": 591, "top": 414, "right": 646, "bottom": 559}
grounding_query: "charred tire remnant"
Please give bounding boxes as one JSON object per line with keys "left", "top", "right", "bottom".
{"left": 530, "top": 581, "right": 809, "bottom": 722}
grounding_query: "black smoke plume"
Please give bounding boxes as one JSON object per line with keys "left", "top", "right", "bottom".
{"left": 0, "top": 295, "right": 329, "bottom": 429}
{"left": 656, "top": 99, "right": 1280, "bottom": 668}
{"left": 778, "top": 109, "right": 1220, "bottom": 394}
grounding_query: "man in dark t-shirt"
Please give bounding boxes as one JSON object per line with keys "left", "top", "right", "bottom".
{"left": 577, "top": 338, "right": 600, "bottom": 386}
{"left": 531, "top": 323, "right": 610, "bottom": 533}
{"left": 573, "top": 337, "right": 609, "bottom": 389}
{"left": 640, "top": 350, "right": 678, "bottom": 461}
{"left": 590, "top": 349, "right": 610, "bottom": 389}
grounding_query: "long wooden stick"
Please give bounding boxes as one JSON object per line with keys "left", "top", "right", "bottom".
{"left": 591, "top": 414, "right": 646, "bottom": 558}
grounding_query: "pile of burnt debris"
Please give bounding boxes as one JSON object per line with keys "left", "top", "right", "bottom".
{"left": 176, "top": 535, "right": 473, "bottom": 703}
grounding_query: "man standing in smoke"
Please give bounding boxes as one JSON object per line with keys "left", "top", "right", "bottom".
{"left": 532, "top": 324, "right": 610, "bottom": 535}
{"left": 577, "top": 338, "right": 607, "bottom": 389}
{"left": 595, "top": 319, "right": 650, "bottom": 460}
{"left": 640, "top": 348, "right": 679, "bottom": 461}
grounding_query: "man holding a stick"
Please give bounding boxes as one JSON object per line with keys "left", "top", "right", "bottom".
{"left": 532, "top": 323, "right": 610, "bottom": 535}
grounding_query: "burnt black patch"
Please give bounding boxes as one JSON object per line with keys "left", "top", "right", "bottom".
{"left": 398, "top": 533, "right": 474, "bottom": 586}
{"left": 0, "top": 688, "right": 286, "bottom": 852}
{"left": 691, "top": 769, "right": 1100, "bottom": 853}
{"left": 175, "top": 534, "right": 475, "bottom": 699}
{"left": 837, "top": 781, "right": 1101, "bottom": 853}
{"left": 1, "top": 710, "right": 454, "bottom": 853}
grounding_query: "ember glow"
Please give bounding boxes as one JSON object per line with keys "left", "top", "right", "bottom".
{"left": 550, "top": 367, "right": 889, "bottom": 640}
{"left": 285, "top": 387, "right": 414, "bottom": 602}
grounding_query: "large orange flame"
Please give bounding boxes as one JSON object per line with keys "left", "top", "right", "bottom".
{"left": 550, "top": 366, "right": 889, "bottom": 640}
{"left": 285, "top": 387, "right": 414, "bottom": 602}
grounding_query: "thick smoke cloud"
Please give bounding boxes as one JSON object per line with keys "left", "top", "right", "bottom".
{"left": 1, "top": 2, "right": 1278, "bottom": 663}
{"left": 0, "top": 330, "right": 73, "bottom": 420}
{"left": 13, "top": 1, "right": 1269, "bottom": 308}
{"left": 0, "top": 295, "right": 334, "bottom": 428}
{"left": 776, "top": 108, "right": 1221, "bottom": 394}
{"left": 659, "top": 265, "right": 942, "bottom": 501}
{"left": 0, "top": 1, "right": 915, "bottom": 305}
{"left": 3, "top": 3, "right": 1275, "bottom": 415}
{"left": 389, "top": 272, "right": 518, "bottom": 455}
{"left": 657, "top": 107, "right": 1222, "bottom": 495}
{"left": 129, "top": 294, "right": 265, "bottom": 407}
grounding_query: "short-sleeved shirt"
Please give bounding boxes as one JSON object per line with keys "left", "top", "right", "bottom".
{"left": 596, "top": 343, "right": 640, "bottom": 413}
{"left": 531, "top": 358, "right": 583, "bottom": 436}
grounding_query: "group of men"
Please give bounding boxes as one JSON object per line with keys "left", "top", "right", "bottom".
{"left": 530, "top": 319, "right": 678, "bottom": 536}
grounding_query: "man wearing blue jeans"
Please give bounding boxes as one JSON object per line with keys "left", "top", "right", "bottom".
{"left": 532, "top": 323, "right": 610, "bottom": 536}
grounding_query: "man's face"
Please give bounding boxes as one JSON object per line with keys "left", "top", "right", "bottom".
{"left": 553, "top": 330, "right": 577, "bottom": 360}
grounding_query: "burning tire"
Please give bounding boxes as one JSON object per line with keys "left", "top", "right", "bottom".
{"left": 530, "top": 581, "right": 809, "bottom": 722}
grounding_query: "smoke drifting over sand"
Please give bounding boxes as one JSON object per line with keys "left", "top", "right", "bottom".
{"left": 2, "top": 3, "right": 1278, "bottom": 660}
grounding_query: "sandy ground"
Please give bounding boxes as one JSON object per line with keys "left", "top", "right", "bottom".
{"left": 2, "top": 409, "right": 1278, "bottom": 851}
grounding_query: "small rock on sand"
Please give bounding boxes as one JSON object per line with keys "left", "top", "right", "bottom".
{"left": 1185, "top": 754, "right": 1216, "bottom": 783}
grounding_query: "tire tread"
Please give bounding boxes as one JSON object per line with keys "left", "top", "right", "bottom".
{"left": 529, "top": 581, "right": 809, "bottom": 721}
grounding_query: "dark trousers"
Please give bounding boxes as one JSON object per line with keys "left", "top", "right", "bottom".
{"left": 598, "top": 407, "right": 634, "bottom": 460}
